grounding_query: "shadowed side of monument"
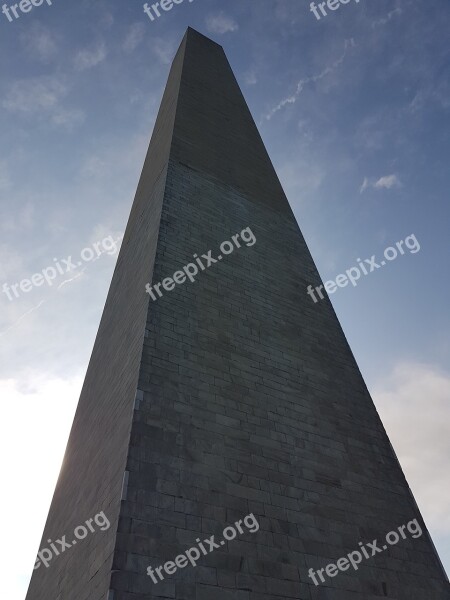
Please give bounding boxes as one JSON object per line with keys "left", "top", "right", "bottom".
{"left": 25, "top": 27, "right": 188, "bottom": 600}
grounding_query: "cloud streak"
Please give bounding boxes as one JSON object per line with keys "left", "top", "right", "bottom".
{"left": 264, "top": 39, "right": 355, "bottom": 121}
{"left": 360, "top": 174, "right": 402, "bottom": 193}
{"left": 205, "top": 12, "right": 239, "bottom": 35}
{"left": 0, "top": 300, "right": 46, "bottom": 338}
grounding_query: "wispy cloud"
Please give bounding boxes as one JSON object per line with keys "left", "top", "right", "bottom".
{"left": 20, "top": 22, "right": 58, "bottom": 62}
{"left": 372, "top": 7, "right": 402, "bottom": 28}
{"left": 74, "top": 42, "right": 107, "bottom": 71}
{"left": 57, "top": 269, "right": 86, "bottom": 291}
{"left": 2, "top": 76, "right": 84, "bottom": 129}
{"left": 360, "top": 174, "right": 402, "bottom": 193}
{"left": 205, "top": 12, "right": 239, "bottom": 35}
{"left": 264, "top": 39, "right": 355, "bottom": 121}
{"left": 3, "top": 76, "right": 66, "bottom": 113}
{"left": 123, "top": 23, "right": 146, "bottom": 53}
{"left": 51, "top": 107, "right": 85, "bottom": 130}
{"left": 244, "top": 69, "right": 258, "bottom": 86}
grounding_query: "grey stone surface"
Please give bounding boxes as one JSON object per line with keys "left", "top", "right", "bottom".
{"left": 25, "top": 28, "right": 186, "bottom": 600}
{"left": 26, "top": 27, "right": 449, "bottom": 600}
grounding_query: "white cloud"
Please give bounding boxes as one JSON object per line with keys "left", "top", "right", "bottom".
{"left": 374, "top": 363, "right": 450, "bottom": 536}
{"left": 265, "top": 39, "right": 355, "bottom": 121}
{"left": 375, "top": 174, "right": 402, "bottom": 189}
{"left": 3, "top": 76, "right": 67, "bottom": 114}
{"left": 80, "top": 156, "right": 108, "bottom": 178}
{"left": 0, "top": 374, "right": 81, "bottom": 600}
{"left": 360, "top": 174, "right": 402, "bottom": 193}
{"left": 2, "top": 76, "right": 84, "bottom": 130}
{"left": 410, "top": 78, "right": 450, "bottom": 113}
{"left": 20, "top": 22, "right": 58, "bottom": 62}
{"left": 51, "top": 107, "right": 85, "bottom": 130}
{"left": 244, "top": 69, "right": 258, "bottom": 86}
{"left": 123, "top": 22, "right": 146, "bottom": 53}
{"left": 205, "top": 12, "right": 239, "bottom": 35}
{"left": 74, "top": 42, "right": 107, "bottom": 71}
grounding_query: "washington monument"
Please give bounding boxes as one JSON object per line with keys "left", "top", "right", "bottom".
{"left": 26, "top": 28, "right": 449, "bottom": 600}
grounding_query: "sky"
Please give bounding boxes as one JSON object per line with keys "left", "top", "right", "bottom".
{"left": 0, "top": 0, "right": 449, "bottom": 597}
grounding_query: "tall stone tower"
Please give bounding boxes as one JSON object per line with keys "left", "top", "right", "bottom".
{"left": 26, "top": 28, "right": 448, "bottom": 600}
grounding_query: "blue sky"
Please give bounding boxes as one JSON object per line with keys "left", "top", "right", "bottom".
{"left": 0, "top": 0, "right": 449, "bottom": 597}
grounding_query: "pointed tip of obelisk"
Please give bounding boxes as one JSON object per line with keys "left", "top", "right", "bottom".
{"left": 183, "top": 26, "right": 223, "bottom": 49}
